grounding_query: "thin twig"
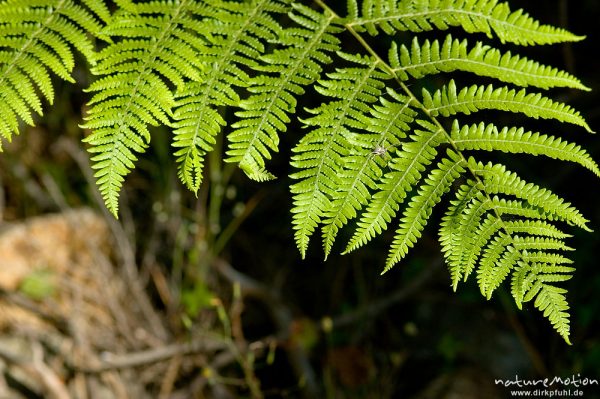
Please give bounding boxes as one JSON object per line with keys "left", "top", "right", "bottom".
{"left": 0, "top": 342, "right": 70, "bottom": 399}
{"left": 158, "top": 355, "right": 182, "bottom": 399}
{"left": 82, "top": 336, "right": 229, "bottom": 373}
{"left": 211, "top": 258, "right": 319, "bottom": 397}
{"left": 54, "top": 138, "right": 169, "bottom": 342}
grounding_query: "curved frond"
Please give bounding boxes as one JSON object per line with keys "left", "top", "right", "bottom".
{"left": 535, "top": 284, "right": 571, "bottom": 344}
{"left": 439, "top": 179, "right": 482, "bottom": 289}
{"left": 291, "top": 52, "right": 391, "bottom": 257}
{"left": 344, "top": 120, "right": 445, "bottom": 254}
{"left": 0, "top": 0, "right": 108, "bottom": 147}
{"left": 346, "top": 0, "right": 584, "bottom": 45}
{"left": 226, "top": 3, "right": 342, "bottom": 181}
{"left": 389, "top": 35, "right": 589, "bottom": 90}
{"left": 2, "top": 0, "right": 592, "bottom": 344}
{"left": 321, "top": 89, "right": 417, "bottom": 257}
{"left": 385, "top": 150, "right": 465, "bottom": 272}
{"left": 477, "top": 235, "right": 517, "bottom": 298}
{"left": 424, "top": 80, "right": 593, "bottom": 132}
{"left": 82, "top": 0, "right": 206, "bottom": 216}
{"left": 173, "top": 0, "right": 292, "bottom": 193}
{"left": 467, "top": 158, "right": 591, "bottom": 230}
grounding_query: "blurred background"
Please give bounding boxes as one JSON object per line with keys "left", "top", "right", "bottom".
{"left": 0, "top": 0, "right": 598, "bottom": 398}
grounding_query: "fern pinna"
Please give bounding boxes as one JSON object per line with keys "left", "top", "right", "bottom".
{"left": 0, "top": 0, "right": 109, "bottom": 146}
{"left": 0, "top": 0, "right": 596, "bottom": 343}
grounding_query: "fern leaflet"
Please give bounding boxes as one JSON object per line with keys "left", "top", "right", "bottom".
{"left": 0, "top": 0, "right": 108, "bottom": 148}
{"left": 389, "top": 35, "right": 590, "bottom": 90}
{"left": 172, "top": 0, "right": 292, "bottom": 192}
{"left": 423, "top": 80, "right": 593, "bottom": 132}
{"left": 291, "top": 52, "right": 391, "bottom": 257}
{"left": 226, "top": 4, "right": 341, "bottom": 181}
{"left": 81, "top": 0, "right": 205, "bottom": 215}
{"left": 347, "top": 0, "right": 584, "bottom": 45}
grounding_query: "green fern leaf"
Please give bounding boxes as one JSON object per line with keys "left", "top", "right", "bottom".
{"left": 468, "top": 159, "right": 591, "bottom": 230}
{"left": 477, "top": 236, "right": 517, "bottom": 298}
{"left": 384, "top": 150, "right": 465, "bottom": 272}
{"left": 452, "top": 121, "right": 600, "bottom": 177}
{"left": 226, "top": 4, "right": 341, "bottom": 181}
{"left": 439, "top": 180, "right": 481, "bottom": 289}
{"left": 535, "top": 284, "right": 571, "bottom": 344}
{"left": 322, "top": 89, "right": 417, "bottom": 257}
{"left": 346, "top": 0, "right": 584, "bottom": 45}
{"left": 291, "top": 53, "right": 391, "bottom": 257}
{"left": 343, "top": 120, "right": 445, "bottom": 255}
{"left": 1, "top": 0, "right": 590, "bottom": 344}
{"left": 424, "top": 80, "right": 593, "bottom": 132}
{"left": 0, "top": 0, "right": 107, "bottom": 148}
{"left": 82, "top": 0, "right": 206, "bottom": 216}
{"left": 452, "top": 196, "right": 571, "bottom": 290}
{"left": 173, "top": 0, "right": 292, "bottom": 193}
{"left": 512, "top": 262, "right": 574, "bottom": 309}
{"left": 389, "top": 35, "right": 590, "bottom": 90}
{"left": 512, "top": 236, "right": 574, "bottom": 253}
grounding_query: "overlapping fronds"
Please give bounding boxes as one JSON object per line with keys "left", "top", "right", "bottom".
{"left": 290, "top": 52, "right": 392, "bottom": 257}
{"left": 286, "top": 0, "right": 594, "bottom": 341}
{"left": 0, "top": 0, "right": 108, "bottom": 148}
{"left": 81, "top": 0, "right": 206, "bottom": 215}
{"left": 172, "top": 0, "right": 292, "bottom": 192}
{"left": 321, "top": 88, "right": 417, "bottom": 257}
{"left": 225, "top": 4, "right": 342, "bottom": 182}
{"left": 2, "top": 0, "right": 594, "bottom": 342}
{"left": 344, "top": 120, "right": 446, "bottom": 254}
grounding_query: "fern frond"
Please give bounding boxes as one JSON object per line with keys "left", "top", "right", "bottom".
{"left": 511, "top": 236, "right": 574, "bottom": 252}
{"left": 172, "top": 0, "right": 291, "bottom": 192}
{"left": 477, "top": 235, "right": 516, "bottom": 298}
{"left": 424, "top": 80, "right": 593, "bottom": 132}
{"left": 82, "top": 0, "right": 205, "bottom": 216}
{"left": 449, "top": 194, "right": 570, "bottom": 289}
{"left": 439, "top": 180, "right": 481, "bottom": 289}
{"left": 389, "top": 35, "right": 589, "bottom": 90}
{"left": 512, "top": 262, "right": 574, "bottom": 308}
{"left": 452, "top": 121, "right": 600, "bottom": 177}
{"left": 385, "top": 150, "right": 465, "bottom": 272}
{"left": 291, "top": 53, "right": 391, "bottom": 257}
{"left": 0, "top": 0, "right": 108, "bottom": 148}
{"left": 535, "top": 284, "right": 571, "bottom": 344}
{"left": 344, "top": 120, "right": 445, "bottom": 255}
{"left": 502, "top": 220, "right": 572, "bottom": 239}
{"left": 226, "top": 3, "right": 341, "bottom": 181}
{"left": 346, "top": 0, "right": 584, "bottom": 45}
{"left": 467, "top": 159, "right": 591, "bottom": 230}
{"left": 321, "top": 89, "right": 417, "bottom": 257}
{"left": 0, "top": 0, "right": 592, "bottom": 345}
